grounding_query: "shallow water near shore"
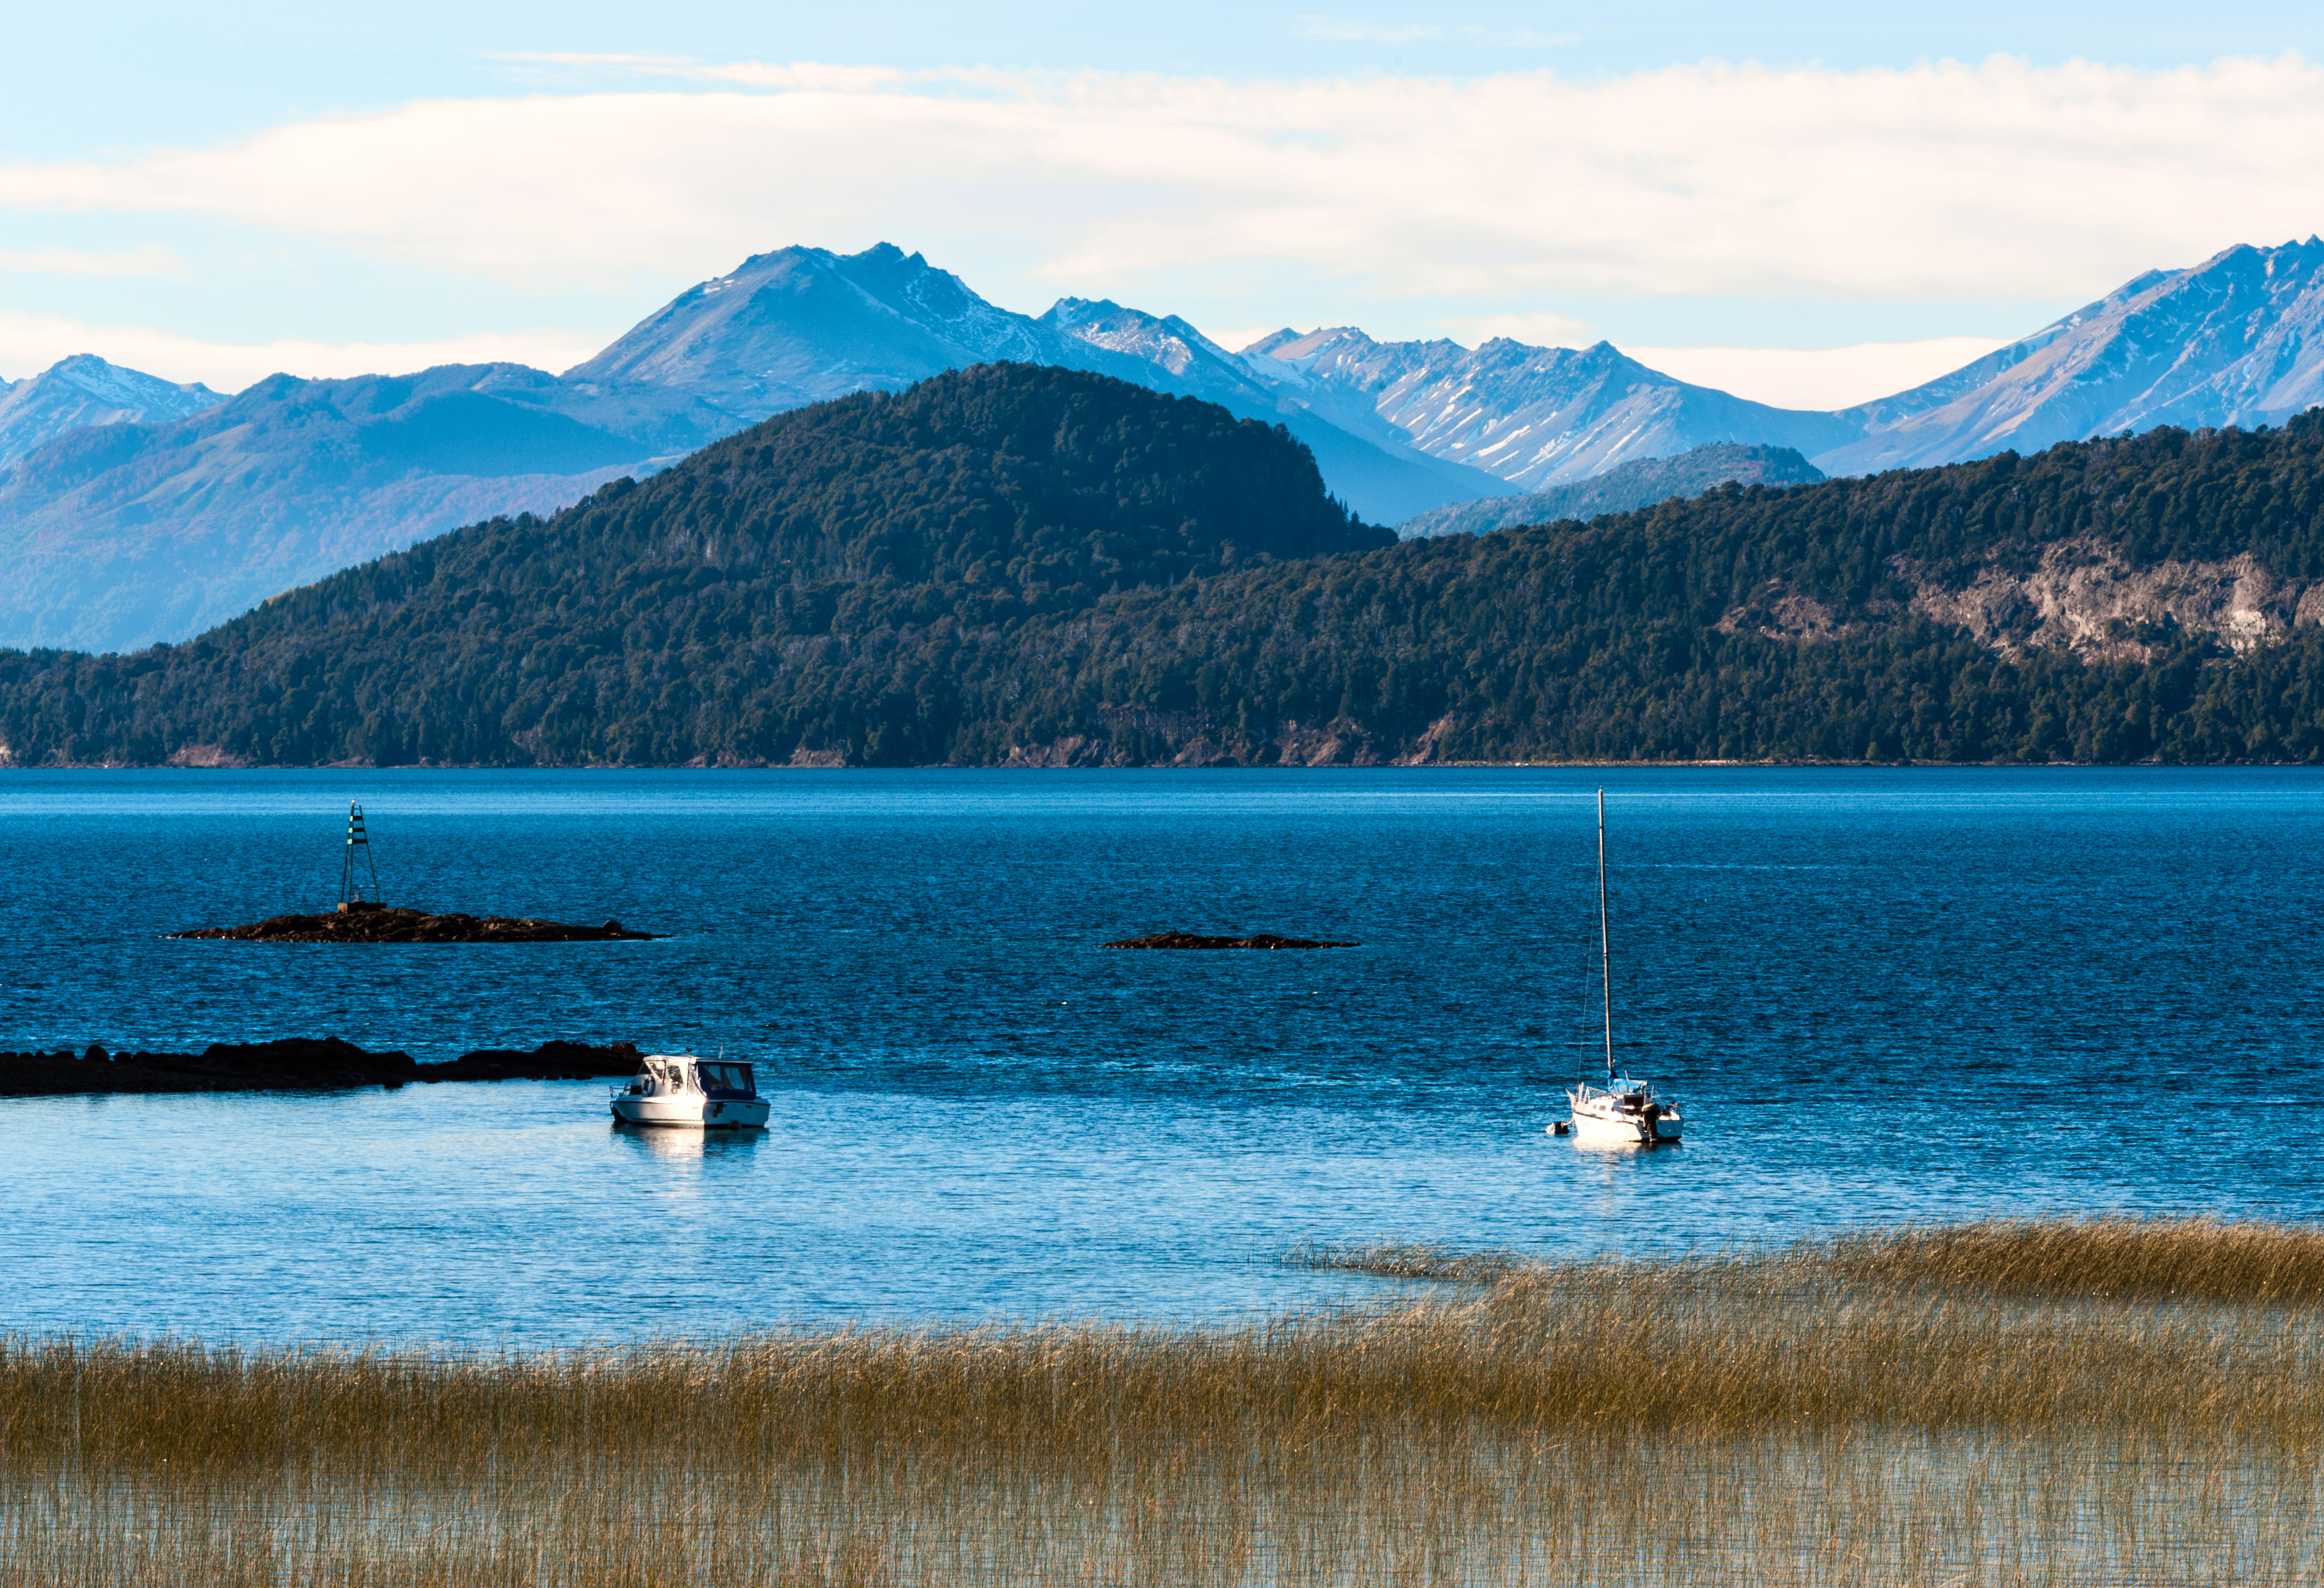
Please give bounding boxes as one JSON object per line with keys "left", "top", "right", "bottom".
{"left": 4, "top": 766, "right": 2322, "bottom": 1343}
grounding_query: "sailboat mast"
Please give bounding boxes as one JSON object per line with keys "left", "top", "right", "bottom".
{"left": 1597, "top": 788, "right": 1613, "bottom": 1085}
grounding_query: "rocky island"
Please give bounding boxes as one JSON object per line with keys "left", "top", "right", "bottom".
{"left": 0, "top": 1037, "right": 648, "bottom": 1097}
{"left": 170, "top": 902, "right": 655, "bottom": 943}
{"left": 1104, "top": 932, "right": 1358, "bottom": 949}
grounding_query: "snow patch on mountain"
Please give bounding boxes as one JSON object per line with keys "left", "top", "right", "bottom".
{"left": 1818, "top": 240, "right": 2324, "bottom": 474}
{"left": 1242, "top": 327, "right": 1857, "bottom": 486}
{"left": 566, "top": 243, "right": 1073, "bottom": 418}
{"left": 0, "top": 354, "right": 225, "bottom": 465}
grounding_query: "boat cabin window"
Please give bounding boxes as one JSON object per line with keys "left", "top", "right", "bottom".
{"left": 697, "top": 1063, "right": 754, "bottom": 1095}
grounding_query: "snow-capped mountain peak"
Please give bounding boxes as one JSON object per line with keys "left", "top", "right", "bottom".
{"left": 0, "top": 353, "right": 225, "bottom": 466}
{"left": 1239, "top": 326, "right": 1853, "bottom": 487}
{"left": 1040, "top": 298, "right": 1248, "bottom": 385}
{"left": 1819, "top": 238, "right": 2324, "bottom": 474}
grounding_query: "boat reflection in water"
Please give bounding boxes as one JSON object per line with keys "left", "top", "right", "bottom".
{"left": 611, "top": 1119, "right": 768, "bottom": 1162}
{"left": 610, "top": 1054, "right": 771, "bottom": 1131}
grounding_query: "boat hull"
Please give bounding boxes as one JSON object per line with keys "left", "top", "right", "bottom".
{"left": 1569, "top": 1116, "right": 1679, "bottom": 1144}
{"left": 1569, "top": 1110, "right": 1643, "bottom": 1144}
{"left": 1564, "top": 1095, "right": 1682, "bottom": 1145}
{"left": 610, "top": 1095, "right": 770, "bottom": 1129}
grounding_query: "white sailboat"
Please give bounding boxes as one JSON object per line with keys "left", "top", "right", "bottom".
{"left": 1558, "top": 790, "right": 1683, "bottom": 1146}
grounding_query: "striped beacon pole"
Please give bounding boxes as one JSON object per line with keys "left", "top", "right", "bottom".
{"left": 338, "top": 802, "right": 381, "bottom": 911}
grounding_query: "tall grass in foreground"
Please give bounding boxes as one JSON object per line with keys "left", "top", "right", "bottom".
{"left": 8, "top": 1217, "right": 2324, "bottom": 1585}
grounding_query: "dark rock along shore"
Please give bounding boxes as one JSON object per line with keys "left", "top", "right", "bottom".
{"left": 169, "top": 904, "right": 655, "bottom": 943}
{"left": 1103, "top": 931, "right": 1358, "bottom": 949}
{"left": 0, "top": 1038, "right": 647, "bottom": 1098}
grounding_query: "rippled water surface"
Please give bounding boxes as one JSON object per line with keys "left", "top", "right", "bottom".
{"left": 3, "top": 768, "right": 2321, "bottom": 1343}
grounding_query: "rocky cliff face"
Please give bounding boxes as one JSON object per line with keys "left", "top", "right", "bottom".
{"left": 1901, "top": 537, "right": 2324, "bottom": 663}
{"left": 1715, "top": 535, "right": 2324, "bottom": 666}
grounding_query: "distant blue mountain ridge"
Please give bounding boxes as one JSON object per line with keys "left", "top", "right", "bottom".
{"left": 0, "top": 353, "right": 224, "bottom": 462}
{"left": 3, "top": 236, "right": 2322, "bottom": 654}
{"left": 1395, "top": 445, "right": 1828, "bottom": 540}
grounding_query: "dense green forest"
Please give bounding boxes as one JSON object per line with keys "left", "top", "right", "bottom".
{"left": 4, "top": 364, "right": 2324, "bottom": 767}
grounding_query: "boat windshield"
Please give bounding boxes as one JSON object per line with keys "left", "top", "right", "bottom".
{"left": 697, "top": 1062, "right": 755, "bottom": 1096}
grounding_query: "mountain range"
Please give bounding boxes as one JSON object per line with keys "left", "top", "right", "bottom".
{"left": 0, "top": 362, "right": 739, "bottom": 649}
{"left": 3, "top": 236, "right": 2322, "bottom": 654}
{"left": 566, "top": 244, "right": 1511, "bottom": 524}
{"left": 1239, "top": 330, "right": 1857, "bottom": 487}
{"left": 9, "top": 366, "right": 2323, "bottom": 770}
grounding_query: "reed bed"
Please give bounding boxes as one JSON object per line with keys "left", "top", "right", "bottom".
{"left": 1821, "top": 1214, "right": 2324, "bottom": 1301}
{"left": 10, "top": 1219, "right": 2324, "bottom": 1585}
{"left": 1298, "top": 1215, "right": 2324, "bottom": 1303}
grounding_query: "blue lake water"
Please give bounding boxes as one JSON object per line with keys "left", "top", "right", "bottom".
{"left": 3, "top": 768, "right": 2321, "bottom": 1345}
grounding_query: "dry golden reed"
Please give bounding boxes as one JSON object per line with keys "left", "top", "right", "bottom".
{"left": 1821, "top": 1213, "right": 2324, "bottom": 1301}
{"left": 9, "top": 1217, "right": 2324, "bottom": 1585}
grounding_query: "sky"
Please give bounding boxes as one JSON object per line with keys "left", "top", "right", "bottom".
{"left": 3, "top": 2, "right": 2322, "bottom": 409}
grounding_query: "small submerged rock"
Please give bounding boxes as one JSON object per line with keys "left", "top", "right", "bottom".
{"left": 169, "top": 903, "right": 656, "bottom": 943}
{"left": 1103, "top": 931, "right": 1357, "bottom": 950}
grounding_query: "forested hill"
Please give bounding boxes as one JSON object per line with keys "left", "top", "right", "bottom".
{"left": 6, "top": 390, "right": 2324, "bottom": 767}
{"left": 0, "top": 364, "right": 1386, "bottom": 766}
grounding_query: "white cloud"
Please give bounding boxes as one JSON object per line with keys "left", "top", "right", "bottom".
{"left": 0, "top": 245, "right": 184, "bottom": 278}
{"left": 1619, "top": 338, "right": 2013, "bottom": 410}
{"left": 0, "top": 53, "right": 2319, "bottom": 319}
{"left": 0, "top": 312, "right": 613, "bottom": 391}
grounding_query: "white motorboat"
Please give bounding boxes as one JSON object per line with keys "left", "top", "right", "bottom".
{"left": 1555, "top": 790, "right": 1683, "bottom": 1146}
{"left": 610, "top": 1053, "right": 771, "bottom": 1130}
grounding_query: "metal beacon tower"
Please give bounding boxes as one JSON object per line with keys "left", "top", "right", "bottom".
{"left": 338, "top": 802, "right": 381, "bottom": 906}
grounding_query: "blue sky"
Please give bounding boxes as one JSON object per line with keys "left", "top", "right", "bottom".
{"left": 4, "top": 3, "right": 2321, "bottom": 405}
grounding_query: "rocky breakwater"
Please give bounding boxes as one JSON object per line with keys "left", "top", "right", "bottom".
{"left": 0, "top": 1038, "right": 648, "bottom": 1098}
{"left": 169, "top": 901, "right": 655, "bottom": 943}
{"left": 1104, "top": 931, "right": 1357, "bottom": 949}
